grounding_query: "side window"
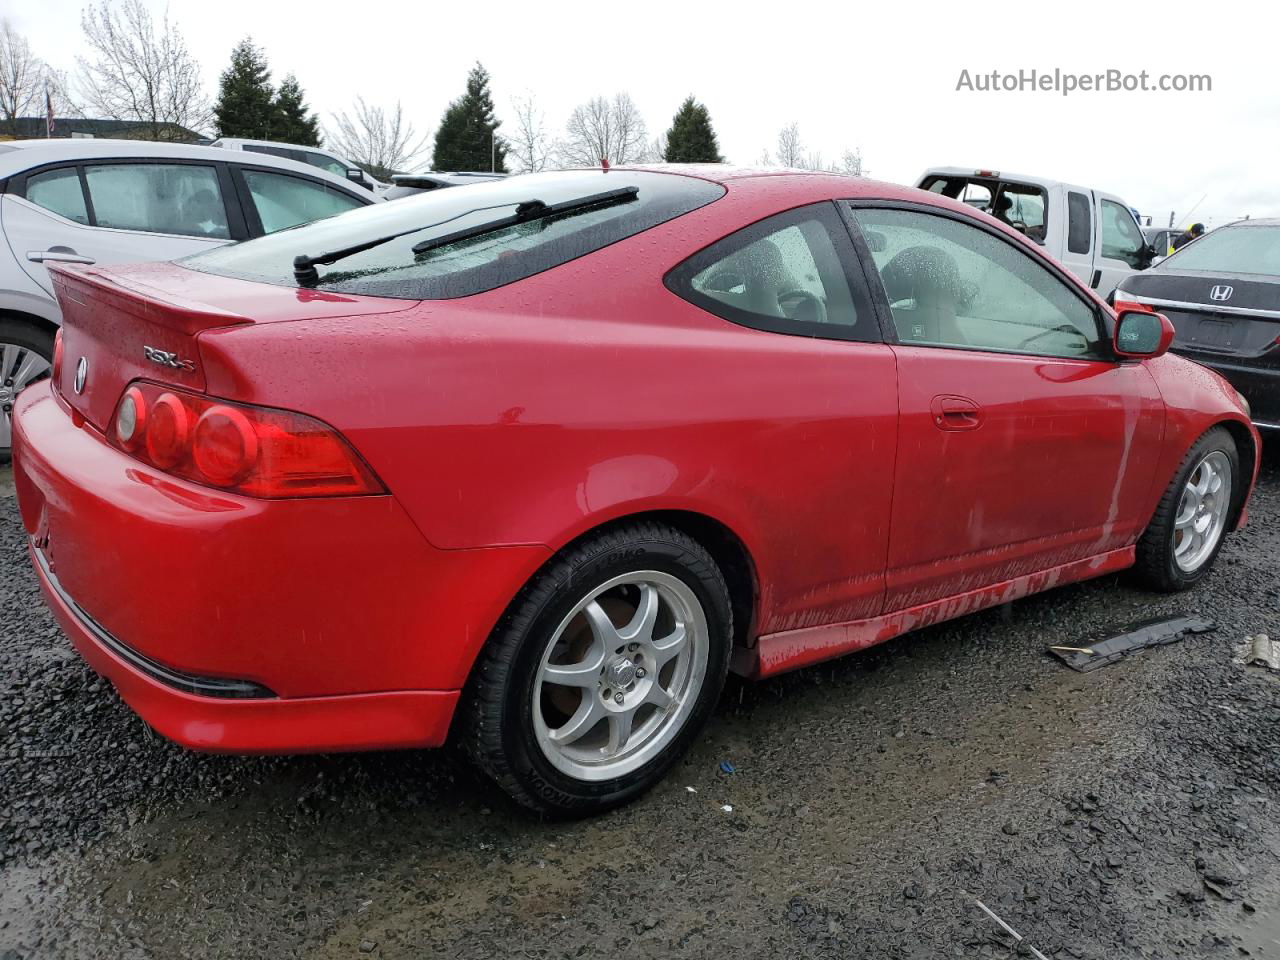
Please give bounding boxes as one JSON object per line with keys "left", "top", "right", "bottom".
{"left": 1067, "top": 191, "right": 1092, "bottom": 254}
{"left": 84, "top": 163, "right": 229, "bottom": 238}
{"left": 244, "top": 144, "right": 302, "bottom": 162}
{"left": 853, "top": 207, "right": 1105, "bottom": 359}
{"left": 241, "top": 170, "right": 365, "bottom": 234}
{"left": 1101, "top": 200, "right": 1145, "bottom": 267}
{"left": 23, "top": 168, "right": 90, "bottom": 224}
{"left": 666, "top": 204, "right": 874, "bottom": 342}
{"left": 304, "top": 152, "right": 350, "bottom": 177}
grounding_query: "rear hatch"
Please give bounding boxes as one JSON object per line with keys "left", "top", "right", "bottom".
{"left": 1117, "top": 271, "right": 1280, "bottom": 365}
{"left": 50, "top": 260, "right": 413, "bottom": 431}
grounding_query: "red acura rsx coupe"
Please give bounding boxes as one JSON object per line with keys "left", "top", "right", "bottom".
{"left": 12, "top": 167, "right": 1258, "bottom": 815}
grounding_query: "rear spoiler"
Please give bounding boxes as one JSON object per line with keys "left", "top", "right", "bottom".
{"left": 48, "top": 262, "right": 253, "bottom": 337}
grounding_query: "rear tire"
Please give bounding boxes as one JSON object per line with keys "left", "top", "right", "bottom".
{"left": 1134, "top": 427, "right": 1239, "bottom": 591}
{"left": 0, "top": 319, "right": 55, "bottom": 465}
{"left": 460, "top": 521, "right": 732, "bottom": 817}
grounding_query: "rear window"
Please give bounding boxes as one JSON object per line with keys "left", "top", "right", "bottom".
{"left": 185, "top": 170, "right": 725, "bottom": 299}
{"left": 1160, "top": 224, "right": 1280, "bottom": 276}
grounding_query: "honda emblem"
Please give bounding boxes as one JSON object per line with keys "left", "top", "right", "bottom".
{"left": 1209, "top": 284, "right": 1234, "bottom": 302}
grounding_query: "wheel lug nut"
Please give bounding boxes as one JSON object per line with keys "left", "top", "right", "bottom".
{"left": 614, "top": 692, "right": 624, "bottom": 704}
{"left": 628, "top": 643, "right": 639, "bottom": 652}
{"left": 636, "top": 668, "right": 646, "bottom": 678}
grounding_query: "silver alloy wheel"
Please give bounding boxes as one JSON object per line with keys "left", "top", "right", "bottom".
{"left": 0, "top": 341, "right": 52, "bottom": 452}
{"left": 532, "top": 570, "right": 709, "bottom": 782}
{"left": 1172, "top": 450, "right": 1233, "bottom": 573}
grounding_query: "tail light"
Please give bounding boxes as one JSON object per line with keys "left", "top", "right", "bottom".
{"left": 108, "top": 382, "right": 384, "bottom": 499}
{"left": 52, "top": 328, "right": 64, "bottom": 384}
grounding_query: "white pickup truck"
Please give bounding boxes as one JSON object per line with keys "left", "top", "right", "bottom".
{"left": 916, "top": 167, "right": 1155, "bottom": 299}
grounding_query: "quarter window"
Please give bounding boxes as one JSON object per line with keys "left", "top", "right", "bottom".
{"left": 23, "top": 168, "right": 89, "bottom": 224}
{"left": 853, "top": 207, "right": 1105, "bottom": 359}
{"left": 84, "top": 163, "right": 229, "bottom": 239}
{"left": 1067, "top": 191, "right": 1092, "bottom": 255}
{"left": 1100, "top": 200, "right": 1146, "bottom": 268}
{"left": 667, "top": 204, "right": 872, "bottom": 342}
{"left": 242, "top": 170, "right": 365, "bottom": 234}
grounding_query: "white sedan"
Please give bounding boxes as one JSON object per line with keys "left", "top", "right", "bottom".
{"left": 0, "top": 137, "right": 378, "bottom": 457}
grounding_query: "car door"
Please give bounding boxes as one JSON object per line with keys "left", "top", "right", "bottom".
{"left": 845, "top": 201, "right": 1165, "bottom": 612}
{"left": 230, "top": 165, "right": 370, "bottom": 236}
{"left": 5, "top": 159, "right": 240, "bottom": 298}
{"left": 1095, "top": 194, "right": 1148, "bottom": 298}
{"left": 665, "top": 201, "right": 898, "bottom": 629}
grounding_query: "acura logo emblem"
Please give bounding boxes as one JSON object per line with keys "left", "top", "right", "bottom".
{"left": 74, "top": 357, "right": 88, "bottom": 395}
{"left": 1209, "top": 284, "right": 1234, "bottom": 302}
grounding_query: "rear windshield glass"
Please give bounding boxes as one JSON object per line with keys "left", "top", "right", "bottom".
{"left": 185, "top": 170, "right": 725, "bottom": 299}
{"left": 1160, "top": 224, "right": 1280, "bottom": 276}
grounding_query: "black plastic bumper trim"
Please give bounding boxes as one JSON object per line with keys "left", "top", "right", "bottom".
{"left": 34, "top": 544, "right": 277, "bottom": 700}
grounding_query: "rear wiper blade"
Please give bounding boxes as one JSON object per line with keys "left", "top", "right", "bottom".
{"left": 292, "top": 198, "right": 533, "bottom": 286}
{"left": 410, "top": 186, "right": 639, "bottom": 256}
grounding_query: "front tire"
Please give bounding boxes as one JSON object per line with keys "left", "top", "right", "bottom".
{"left": 1134, "top": 427, "right": 1239, "bottom": 591}
{"left": 460, "top": 521, "right": 732, "bottom": 816}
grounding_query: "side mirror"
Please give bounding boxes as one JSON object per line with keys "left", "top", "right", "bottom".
{"left": 346, "top": 168, "right": 366, "bottom": 183}
{"left": 1114, "top": 308, "right": 1175, "bottom": 359}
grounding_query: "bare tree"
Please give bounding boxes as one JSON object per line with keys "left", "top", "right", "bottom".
{"left": 837, "top": 148, "right": 866, "bottom": 177}
{"left": 77, "top": 0, "right": 209, "bottom": 139}
{"left": 560, "top": 93, "right": 648, "bottom": 167}
{"left": 644, "top": 133, "right": 668, "bottom": 164}
{"left": 0, "top": 20, "right": 73, "bottom": 136}
{"left": 327, "top": 98, "right": 429, "bottom": 179}
{"left": 507, "top": 94, "right": 553, "bottom": 173}
{"left": 775, "top": 122, "right": 804, "bottom": 167}
{"left": 0, "top": 20, "right": 41, "bottom": 136}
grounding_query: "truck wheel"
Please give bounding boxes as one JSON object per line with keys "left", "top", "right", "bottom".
{"left": 1134, "top": 427, "right": 1239, "bottom": 591}
{"left": 0, "top": 320, "right": 55, "bottom": 464}
{"left": 461, "top": 521, "right": 732, "bottom": 816}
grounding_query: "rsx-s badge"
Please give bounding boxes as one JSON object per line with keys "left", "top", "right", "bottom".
{"left": 142, "top": 345, "right": 196, "bottom": 372}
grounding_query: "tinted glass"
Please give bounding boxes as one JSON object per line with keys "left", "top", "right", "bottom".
{"left": 855, "top": 207, "right": 1104, "bottom": 359}
{"left": 669, "top": 204, "right": 868, "bottom": 341}
{"left": 242, "top": 170, "right": 365, "bottom": 234}
{"left": 85, "top": 163, "right": 229, "bottom": 238}
{"left": 1100, "top": 200, "right": 1146, "bottom": 267}
{"left": 188, "top": 171, "right": 725, "bottom": 299}
{"left": 1161, "top": 224, "right": 1280, "bottom": 276}
{"left": 24, "top": 167, "right": 89, "bottom": 224}
{"left": 304, "top": 151, "right": 350, "bottom": 176}
{"left": 1067, "top": 191, "right": 1091, "bottom": 254}
{"left": 244, "top": 144, "right": 300, "bottom": 161}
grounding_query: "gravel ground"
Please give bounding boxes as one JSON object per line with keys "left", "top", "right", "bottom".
{"left": 2, "top": 452, "right": 1279, "bottom": 959}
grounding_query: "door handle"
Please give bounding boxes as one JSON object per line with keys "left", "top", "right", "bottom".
{"left": 930, "top": 395, "right": 983, "bottom": 431}
{"left": 28, "top": 248, "right": 96, "bottom": 265}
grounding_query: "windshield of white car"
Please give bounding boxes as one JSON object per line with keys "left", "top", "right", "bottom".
{"left": 185, "top": 170, "right": 725, "bottom": 299}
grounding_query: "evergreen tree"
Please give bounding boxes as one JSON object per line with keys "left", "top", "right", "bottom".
{"left": 213, "top": 38, "right": 275, "bottom": 139}
{"left": 663, "top": 96, "right": 724, "bottom": 164}
{"left": 431, "top": 62, "right": 507, "bottom": 173}
{"left": 272, "top": 74, "right": 321, "bottom": 146}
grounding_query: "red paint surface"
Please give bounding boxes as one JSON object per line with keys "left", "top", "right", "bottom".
{"left": 17, "top": 169, "right": 1259, "bottom": 754}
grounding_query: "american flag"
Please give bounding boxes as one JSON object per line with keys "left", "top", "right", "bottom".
{"left": 45, "top": 84, "right": 55, "bottom": 138}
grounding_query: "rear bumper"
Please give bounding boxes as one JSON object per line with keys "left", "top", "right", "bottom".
{"left": 32, "top": 539, "right": 459, "bottom": 752}
{"left": 12, "top": 381, "right": 549, "bottom": 753}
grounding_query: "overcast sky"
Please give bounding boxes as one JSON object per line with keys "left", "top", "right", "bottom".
{"left": 11, "top": 0, "right": 1278, "bottom": 228}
